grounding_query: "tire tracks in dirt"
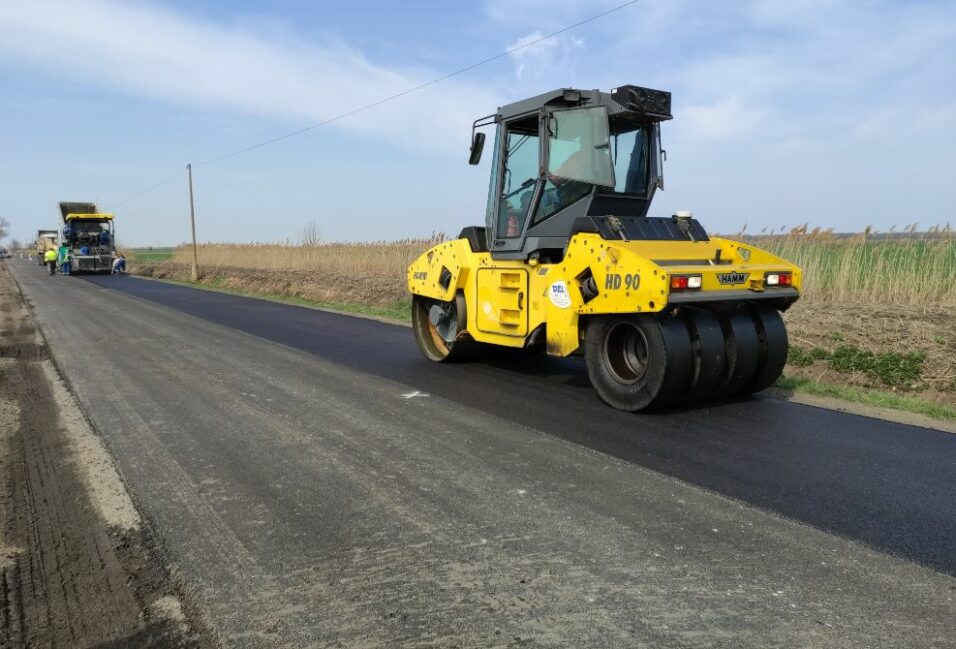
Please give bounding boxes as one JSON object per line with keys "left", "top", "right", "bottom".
{"left": 0, "top": 261, "right": 208, "bottom": 648}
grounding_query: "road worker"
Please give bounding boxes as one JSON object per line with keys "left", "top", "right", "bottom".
{"left": 58, "top": 243, "right": 71, "bottom": 275}
{"left": 111, "top": 255, "right": 126, "bottom": 275}
{"left": 44, "top": 248, "right": 57, "bottom": 275}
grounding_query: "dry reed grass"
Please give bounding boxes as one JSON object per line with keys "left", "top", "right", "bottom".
{"left": 172, "top": 234, "right": 445, "bottom": 276}
{"left": 745, "top": 226, "right": 955, "bottom": 305}
{"left": 170, "top": 228, "right": 956, "bottom": 306}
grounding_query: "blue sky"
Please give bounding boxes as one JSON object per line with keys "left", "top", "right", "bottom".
{"left": 1, "top": 0, "right": 954, "bottom": 246}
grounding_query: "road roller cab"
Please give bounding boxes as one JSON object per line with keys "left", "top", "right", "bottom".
{"left": 407, "top": 85, "right": 802, "bottom": 411}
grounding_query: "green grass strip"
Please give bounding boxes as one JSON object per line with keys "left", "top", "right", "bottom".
{"left": 126, "top": 247, "right": 177, "bottom": 262}
{"left": 130, "top": 253, "right": 175, "bottom": 262}
{"left": 776, "top": 376, "right": 956, "bottom": 421}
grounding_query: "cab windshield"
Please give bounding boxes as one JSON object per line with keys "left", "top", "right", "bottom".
{"left": 536, "top": 107, "right": 656, "bottom": 223}
{"left": 535, "top": 107, "right": 614, "bottom": 224}
{"left": 547, "top": 106, "right": 615, "bottom": 187}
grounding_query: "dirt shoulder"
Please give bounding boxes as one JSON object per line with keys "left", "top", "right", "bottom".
{"left": 135, "top": 260, "right": 409, "bottom": 314}
{"left": 0, "top": 261, "right": 206, "bottom": 648}
{"left": 782, "top": 300, "right": 956, "bottom": 407}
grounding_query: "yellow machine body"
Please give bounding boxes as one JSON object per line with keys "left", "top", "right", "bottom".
{"left": 408, "top": 235, "right": 801, "bottom": 358}
{"left": 407, "top": 85, "right": 801, "bottom": 411}
{"left": 64, "top": 213, "right": 114, "bottom": 221}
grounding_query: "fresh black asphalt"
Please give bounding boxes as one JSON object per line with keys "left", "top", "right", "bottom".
{"left": 83, "top": 274, "right": 956, "bottom": 576}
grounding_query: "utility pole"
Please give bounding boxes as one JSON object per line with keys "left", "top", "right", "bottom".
{"left": 187, "top": 163, "right": 198, "bottom": 281}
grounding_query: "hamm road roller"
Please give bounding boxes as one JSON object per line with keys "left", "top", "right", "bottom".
{"left": 408, "top": 86, "right": 801, "bottom": 411}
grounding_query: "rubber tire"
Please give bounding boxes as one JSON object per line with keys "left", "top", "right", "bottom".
{"left": 682, "top": 307, "right": 727, "bottom": 401}
{"left": 715, "top": 309, "right": 760, "bottom": 397}
{"left": 584, "top": 314, "right": 692, "bottom": 412}
{"left": 747, "top": 307, "right": 789, "bottom": 393}
{"left": 412, "top": 294, "right": 472, "bottom": 362}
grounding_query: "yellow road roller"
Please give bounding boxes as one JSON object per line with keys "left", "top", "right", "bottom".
{"left": 408, "top": 86, "right": 801, "bottom": 411}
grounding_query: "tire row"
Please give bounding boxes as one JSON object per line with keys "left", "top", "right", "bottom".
{"left": 585, "top": 305, "right": 789, "bottom": 411}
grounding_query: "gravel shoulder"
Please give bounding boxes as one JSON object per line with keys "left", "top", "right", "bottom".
{"left": 0, "top": 260, "right": 205, "bottom": 648}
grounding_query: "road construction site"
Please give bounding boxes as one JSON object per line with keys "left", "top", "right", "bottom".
{"left": 2, "top": 255, "right": 955, "bottom": 648}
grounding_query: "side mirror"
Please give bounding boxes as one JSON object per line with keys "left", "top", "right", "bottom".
{"left": 468, "top": 131, "right": 486, "bottom": 165}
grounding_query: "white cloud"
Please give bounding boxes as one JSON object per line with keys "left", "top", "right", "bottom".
{"left": 849, "top": 103, "right": 956, "bottom": 142}
{"left": 0, "top": 0, "right": 501, "bottom": 151}
{"left": 681, "top": 96, "right": 762, "bottom": 140}
{"left": 506, "top": 32, "right": 584, "bottom": 82}
{"left": 596, "top": 1, "right": 956, "bottom": 149}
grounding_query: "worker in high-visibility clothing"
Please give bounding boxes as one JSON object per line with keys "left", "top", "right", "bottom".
{"left": 43, "top": 248, "right": 57, "bottom": 275}
{"left": 58, "top": 244, "right": 71, "bottom": 275}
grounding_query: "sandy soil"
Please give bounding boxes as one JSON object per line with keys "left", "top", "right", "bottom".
{"left": 136, "top": 261, "right": 955, "bottom": 408}
{"left": 783, "top": 301, "right": 956, "bottom": 406}
{"left": 0, "top": 261, "right": 205, "bottom": 648}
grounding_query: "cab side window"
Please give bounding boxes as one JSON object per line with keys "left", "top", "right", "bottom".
{"left": 497, "top": 119, "right": 539, "bottom": 239}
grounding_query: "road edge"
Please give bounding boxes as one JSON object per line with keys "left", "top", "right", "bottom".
{"left": 133, "top": 272, "right": 412, "bottom": 327}
{"left": 761, "top": 388, "right": 956, "bottom": 434}
{"left": 5, "top": 261, "right": 222, "bottom": 647}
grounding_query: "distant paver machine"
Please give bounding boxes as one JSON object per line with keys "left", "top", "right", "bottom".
{"left": 408, "top": 85, "right": 802, "bottom": 411}
{"left": 58, "top": 202, "right": 117, "bottom": 274}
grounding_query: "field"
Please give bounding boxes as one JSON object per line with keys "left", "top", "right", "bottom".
{"left": 155, "top": 232, "right": 956, "bottom": 306}
{"left": 171, "top": 238, "right": 440, "bottom": 278}
{"left": 124, "top": 247, "right": 177, "bottom": 262}
{"left": 131, "top": 231, "right": 956, "bottom": 413}
{"left": 751, "top": 233, "right": 956, "bottom": 306}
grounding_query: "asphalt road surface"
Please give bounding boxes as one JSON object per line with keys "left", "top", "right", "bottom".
{"left": 8, "top": 259, "right": 956, "bottom": 648}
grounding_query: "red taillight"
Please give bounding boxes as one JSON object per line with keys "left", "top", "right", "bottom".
{"left": 670, "top": 275, "right": 701, "bottom": 290}
{"left": 766, "top": 271, "right": 793, "bottom": 286}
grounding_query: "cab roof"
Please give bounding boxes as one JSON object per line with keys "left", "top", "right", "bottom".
{"left": 496, "top": 85, "right": 672, "bottom": 122}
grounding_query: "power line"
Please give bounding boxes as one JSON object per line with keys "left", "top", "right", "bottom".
{"left": 106, "top": 0, "right": 641, "bottom": 205}
{"left": 107, "top": 169, "right": 185, "bottom": 210}
{"left": 195, "top": 0, "right": 641, "bottom": 167}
